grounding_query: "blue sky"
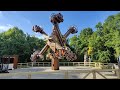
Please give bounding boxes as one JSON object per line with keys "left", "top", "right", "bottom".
{"left": 0, "top": 11, "right": 120, "bottom": 39}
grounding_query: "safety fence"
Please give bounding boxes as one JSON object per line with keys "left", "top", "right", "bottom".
{"left": 17, "top": 62, "right": 118, "bottom": 69}
{"left": 0, "top": 69, "right": 120, "bottom": 79}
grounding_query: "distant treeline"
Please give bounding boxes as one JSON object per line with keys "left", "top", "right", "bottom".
{"left": 69, "top": 13, "right": 120, "bottom": 63}
{"left": 0, "top": 27, "right": 45, "bottom": 62}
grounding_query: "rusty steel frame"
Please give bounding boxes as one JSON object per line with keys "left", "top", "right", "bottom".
{"left": 30, "top": 13, "right": 78, "bottom": 70}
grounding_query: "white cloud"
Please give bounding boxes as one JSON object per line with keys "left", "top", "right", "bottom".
{"left": 37, "top": 35, "right": 44, "bottom": 39}
{"left": 32, "top": 32, "right": 48, "bottom": 40}
{"left": 15, "top": 12, "right": 32, "bottom": 25}
{"left": 24, "top": 18, "right": 31, "bottom": 24}
{"left": 0, "top": 24, "right": 14, "bottom": 32}
{"left": 34, "top": 33, "right": 44, "bottom": 39}
{"left": 3, "top": 11, "right": 31, "bottom": 25}
{"left": 20, "top": 14, "right": 31, "bottom": 25}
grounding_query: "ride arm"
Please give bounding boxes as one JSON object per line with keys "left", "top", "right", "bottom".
{"left": 39, "top": 44, "right": 49, "bottom": 55}
{"left": 32, "top": 25, "right": 48, "bottom": 36}
{"left": 52, "top": 24, "right": 64, "bottom": 47}
{"left": 51, "top": 13, "right": 64, "bottom": 47}
{"left": 64, "top": 26, "right": 78, "bottom": 38}
{"left": 30, "top": 44, "right": 49, "bottom": 62}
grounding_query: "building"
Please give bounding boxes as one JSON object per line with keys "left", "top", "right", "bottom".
{"left": 2, "top": 55, "right": 18, "bottom": 69}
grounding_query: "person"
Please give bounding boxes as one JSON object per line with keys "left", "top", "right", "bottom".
{"left": 89, "top": 57, "right": 91, "bottom": 62}
{"left": 118, "top": 56, "right": 120, "bottom": 69}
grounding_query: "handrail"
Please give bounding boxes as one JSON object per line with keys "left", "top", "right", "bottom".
{"left": 0, "top": 69, "right": 120, "bottom": 79}
{"left": 17, "top": 62, "right": 117, "bottom": 69}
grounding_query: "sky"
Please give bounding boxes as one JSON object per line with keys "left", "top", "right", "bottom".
{"left": 0, "top": 11, "right": 120, "bottom": 39}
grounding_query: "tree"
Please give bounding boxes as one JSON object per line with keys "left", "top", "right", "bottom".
{"left": 0, "top": 27, "right": 45, "bottom": 63}
{"left": 70, "top": 28, "right": 93, "bottom": 62}
{"left": 69, "top": 12, "right": 120, "bottom": 63}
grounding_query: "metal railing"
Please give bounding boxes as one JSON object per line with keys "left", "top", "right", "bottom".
{"left": 17, "top": 62, "right": 118, "bottom": 69}
{"left": 17, "top": 62, "right": 96, "bottom": 68}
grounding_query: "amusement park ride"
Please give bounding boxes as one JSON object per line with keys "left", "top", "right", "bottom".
{"left": 30, "top": 13, "right": 78, "bottom": 70}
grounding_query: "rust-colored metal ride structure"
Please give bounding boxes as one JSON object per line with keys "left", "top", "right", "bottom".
{"left": 30, "top": 13, "right": 78, "bottom": 70}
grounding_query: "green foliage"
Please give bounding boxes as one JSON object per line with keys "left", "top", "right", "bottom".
{"left": 70, "top": 28, "right": 93, "bottom": 61}
{"left": 1, "top": 12, "right": 120, "bottom": 63}
{"left": 0, "top": 27, "right": 45, "bottom": 62}
{"left": 70, "top": 13, "right": 120, "bottom": 63}
{"left": 97, "top": 50, "right": 111, "bottom": 63}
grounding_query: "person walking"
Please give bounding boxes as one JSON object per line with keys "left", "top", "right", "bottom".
{"left": 118, "top": 56, "right": 120, "bottom": 69}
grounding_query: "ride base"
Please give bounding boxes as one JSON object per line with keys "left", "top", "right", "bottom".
{"left": 51, "top": 58, "right": 59, "bottom": 70}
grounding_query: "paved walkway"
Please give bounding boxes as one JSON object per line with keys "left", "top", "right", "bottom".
{"left": 0, "top": 66, "right": 118, "bottom": 79}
